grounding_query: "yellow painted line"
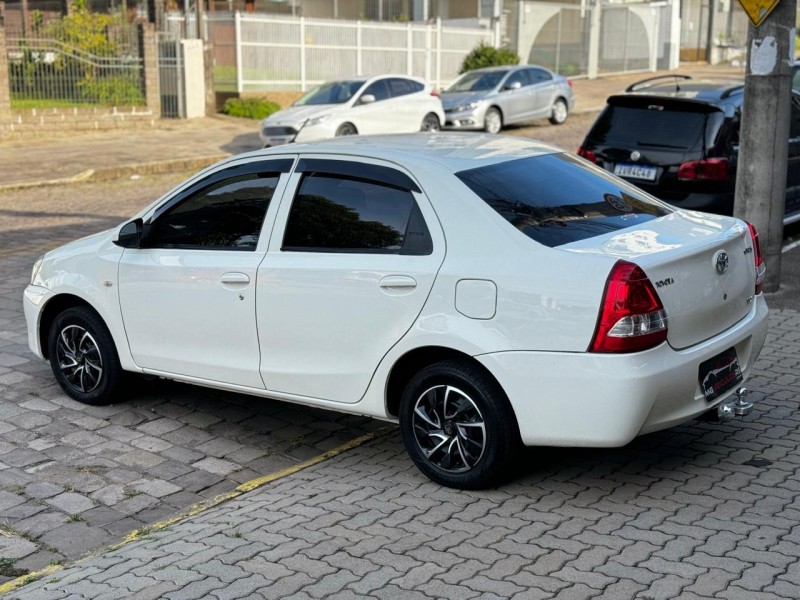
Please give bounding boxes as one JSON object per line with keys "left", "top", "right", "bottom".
{"left": 0, "top": 426, "right": 394, "bottom": 595}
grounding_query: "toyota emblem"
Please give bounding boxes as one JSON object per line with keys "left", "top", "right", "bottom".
{"left": 714, "top": 250, "right": 729, "bottom": 274}
{"left": 630, "top": 151, "right": 641, "bottom": 162}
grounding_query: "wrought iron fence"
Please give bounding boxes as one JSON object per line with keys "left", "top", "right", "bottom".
{"left": 7, "top": 36, "right": 145, "bottom": 106}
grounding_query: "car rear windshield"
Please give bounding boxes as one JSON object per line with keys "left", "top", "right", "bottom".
{"left": 587, "top": 105, "right": 715, "bottom": 150}
{"left": 456, "top": 153, "right": 671, "bottom": 248}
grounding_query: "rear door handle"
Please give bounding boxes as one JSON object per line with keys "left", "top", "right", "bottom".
{"left": 221, "top": 272, "right": 250, "bottom": 285}
{"left": 379, "top": 275, "right": 417, "bottom": 289}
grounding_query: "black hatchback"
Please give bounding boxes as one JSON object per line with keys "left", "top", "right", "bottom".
{"left": 578, "top": 75, "right": 800, "bottom": 224}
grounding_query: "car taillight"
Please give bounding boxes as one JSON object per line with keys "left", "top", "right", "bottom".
{"left": 430, "top": 90, "right": 440, "bottom": 97}
{"left": 567, "top": 79, "right": 573, "bottom": 88}
{"left": 589, "top": 261, "right": 668, "bottom": 353}
{"left": 577, "top": 146, "right": 597, "bottom": 164}
{"left": 677, "top": 158, "right": 729, "bottom": 181}
{"left": 746, "top": 221, "right": 766, "bottom": 295}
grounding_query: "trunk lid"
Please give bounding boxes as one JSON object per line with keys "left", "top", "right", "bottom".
{"left": 563, "top": 211, "right": 755, "bottom": 350}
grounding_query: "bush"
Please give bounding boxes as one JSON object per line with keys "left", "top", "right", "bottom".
{"left": 222, "top": 97, "right": 281, "bottom": 120}
{"left": 459, "top": 42, "right": 520, "bottom": 75}
{"left": 78, "top": 75, "right": 145, "bottom": 105}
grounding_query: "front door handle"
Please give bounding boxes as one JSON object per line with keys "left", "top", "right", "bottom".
{"left": 221, "top": 272, "right": 250, "bottom": 285}
{"left": 379, "top": 275, "right": 417, "bottom": 289}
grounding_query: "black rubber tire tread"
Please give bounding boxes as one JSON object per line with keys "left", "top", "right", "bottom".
{"left": 335, "top": 122, "right": 358, "bottom": 136}
{"left": 421, "top": 113, "right": 441, "bottom": 132}
{"left": 549, "top": 98, "right": 568, "bottom": 125}
{"left": 47, "top": 306, "right": 125, "bottom": 406}
{"left": 483, "top": 107, "right": 503, "bottom": 134}
{"left": 398, "top": 359, "right": 522, "bottom": 489}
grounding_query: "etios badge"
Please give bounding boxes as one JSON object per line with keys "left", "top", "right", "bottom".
{"left": 714, "top": 250, "right": 729, "bottom": 274}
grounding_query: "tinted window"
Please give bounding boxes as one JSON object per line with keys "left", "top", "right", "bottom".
{"left": 148, "top": 174, "right": 278, "bottom": 250}
{"left": 505, "top": 70, "right": 529, "bottom": 88}
{"left": 362, "top": 80, "right": 390, "bottom": 102}
{"left": 446, "top": 70, "right": 507, "bottom": 92}
{"left": 293, "top": 80, "right": 364, "bottom": 105}
{"left": 283, "top": 173, "right": 431, "bottom": 254}
{"left": 388, "top": 78, "right": 423, "bottom": 97}
{"left": 456, "top": 154, "right": 671, "bottom": 248}
{"left": 588, "top": 105, "right": 709, "bottom": 150}
{"left": 792, "top": 94, "right": 800, "bottom": 138}
{"left": 528, "top": 68, "right": 552, "bottom": 83}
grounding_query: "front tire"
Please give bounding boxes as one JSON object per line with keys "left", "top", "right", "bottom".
{"left": 47, "top": 306, "right": 124, "bottom": 406}
{"left": 399, "top": 360, "right": 521, "bottom": 489}
{"left": 483, "top": 107, "right": 503, "bottom": 134}
{"left": 335, "top": 122, "right": 358, "bottom": 136}
{"left": 549, "top": 98, "right": 568, "bottom": 125}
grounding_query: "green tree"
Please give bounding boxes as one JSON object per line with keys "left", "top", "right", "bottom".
{"left": 459, "top": 42, "right": 520, "bottom": 74}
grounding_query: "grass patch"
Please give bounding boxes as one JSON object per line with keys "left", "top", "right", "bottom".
{"left": 10, "top": 99, "right": 100, "bottom": 110}
{"left": 0, "top": 558, "right": 29, "bottom": 579}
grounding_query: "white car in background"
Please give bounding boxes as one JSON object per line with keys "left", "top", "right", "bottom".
{"left": 258, "top": 75, "right": 445, "bottom": 147}
{"left": 24, "top": 134, "right": 768, "bottom": 489}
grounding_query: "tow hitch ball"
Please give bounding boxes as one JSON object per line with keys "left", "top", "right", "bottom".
{"left": 717, "top": 387, "right": 753, "bottom": 422}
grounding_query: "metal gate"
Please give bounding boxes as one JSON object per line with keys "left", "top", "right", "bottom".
{"left": 157, "top": 32, "right": 185, "bottom": 119}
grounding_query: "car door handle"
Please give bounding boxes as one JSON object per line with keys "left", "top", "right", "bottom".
{"left": 379, "top": 275, "right": 417, "bottom": 289}
{"left": 221, "top": 272, "right": 250, "bottom": 285}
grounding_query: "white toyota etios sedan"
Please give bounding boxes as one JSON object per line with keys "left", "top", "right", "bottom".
{"left": 24, "top": 134, "right": 768, "bottom": 489}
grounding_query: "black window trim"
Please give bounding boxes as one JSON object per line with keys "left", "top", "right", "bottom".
{"left": 143, "top": 158, "right": 293, "bottom": 251}
{"left": 294, "top": 158, "right": 421, "bottom": 193}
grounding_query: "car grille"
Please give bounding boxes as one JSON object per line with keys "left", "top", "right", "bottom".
{"left": 263, "top": 126, "right": 297, "bottom": 136}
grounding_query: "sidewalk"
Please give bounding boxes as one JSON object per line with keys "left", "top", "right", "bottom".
{"left": 0, "top": 63, "right": 745, "bottom": 190}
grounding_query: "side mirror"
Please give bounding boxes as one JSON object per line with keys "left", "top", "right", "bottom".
{"left": 359, "top": 94, "right": 376, "bottom": 105}
{"left": 504, "top": 81, "right": 522, "bottom": 91}
{"left": 114, "top": 218, "right": 143, "bottom": 248}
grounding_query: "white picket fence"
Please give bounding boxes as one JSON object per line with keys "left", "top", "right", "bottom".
{"left": 167, "top": 13, "right": 498, "bottom": 93}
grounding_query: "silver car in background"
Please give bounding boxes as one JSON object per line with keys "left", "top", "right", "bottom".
{"left": 441, "top": 65, "right": 575, "bottom": 133}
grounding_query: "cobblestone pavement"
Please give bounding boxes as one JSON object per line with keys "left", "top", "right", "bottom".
{"left": 11, "top": 305, "right": 800, "bottom": 600}
{"left": 0, "top": 175, "right": 383, "bottom": 580}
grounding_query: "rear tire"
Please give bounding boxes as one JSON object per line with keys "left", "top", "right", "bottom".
{"left": 47, "top": 306, "right": 124, "bottom": 406}
{"left": 398, "top": 360, "right": 521, "bottom": 489}
{"left": 549, "top": 98, "right": 568, "bottom": 125}
{"left": 421, "top": 113, "right": 441, "bottom": 132}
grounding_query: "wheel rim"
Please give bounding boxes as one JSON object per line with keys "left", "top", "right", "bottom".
{"left": 338, "top": 124, "right": 356, "bottom": 136}
{"left": 485, "top": 110, "right": 501, "bottom": 134}
{"left": 56, "top": 325, "right": 103, "bottom": 393}
{"left": 412, "top": 384, "right": 486, "bottom": 473}
{"left": 553, "top": 100, "right": 567, "bottom": 123}
{"left": 422, "top": 115, "right": 440, "bottom": 132}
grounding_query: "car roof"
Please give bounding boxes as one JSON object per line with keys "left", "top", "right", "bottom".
{"left": 624, "top": 78, "right": 744, "bottom": 106}
{"left": 242, "top": 133, "right": 561, "bottom": 173}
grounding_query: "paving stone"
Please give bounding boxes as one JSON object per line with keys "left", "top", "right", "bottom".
{"left": 192, "top": 457, "right": 241, "bottom": 476}
{"left": 130, "top": 478, "right": 183, "bottom": 498}
{"left": 116, "top": 449, "right": 167, "bottom": 469}
{"left": 45, "top": 492, "right": 95, "bottom": 514}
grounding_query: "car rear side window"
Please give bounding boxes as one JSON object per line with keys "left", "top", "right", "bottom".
{"left": 388, "top": 78, "right": 423, "bottom": 97}
{"left": 148, "top": 173, "right": 279, "bottom": 250}
{"left": 282, "top": 173, "right": 432, "bottom": 254}
{"left": 456, "top": 153, "right": 671, "bottom": 248}
{"left": 588, "top": 105, "right": 709, "bottom": 150}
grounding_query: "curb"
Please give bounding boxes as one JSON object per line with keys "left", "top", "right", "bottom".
{"left": 0, "top": 155, "right": 229, "bottom": 193}
{"left": 0, "top": 425, "right": 396, "bottom": 596}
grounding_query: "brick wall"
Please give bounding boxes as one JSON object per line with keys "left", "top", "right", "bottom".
{"left": 0, "top": 106, "right": 157, "bottom": 140}
{"left": 0, "top": 27, "right": 11, "bottom": 121}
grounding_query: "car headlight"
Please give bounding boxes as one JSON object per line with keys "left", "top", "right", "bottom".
{"left": 306, "top": 114, "right": 331, "bottom": 127}
{"left": 455, "top": 101, "right": 481, "bottom": 112}
{"left": 30, "top": 255, "right": 44, "bottom": 284}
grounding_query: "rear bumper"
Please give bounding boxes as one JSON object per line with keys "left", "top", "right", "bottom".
{"left": 476, "top": 294, "right": 768, "bottom": 447}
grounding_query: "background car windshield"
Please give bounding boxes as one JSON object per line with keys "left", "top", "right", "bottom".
{"left": 446, "top": 71, "right": 506, "bottom": 93}
{"left": 294, "top": 81, "right": 364, "bottom": 105}
{"left": 456, "top": 154, "right": 671, "bottom": 248}
{"left": 588, "top": 106, "right": 709, "bottom": 150}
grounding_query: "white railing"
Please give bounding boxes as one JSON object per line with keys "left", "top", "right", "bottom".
{"left": 167, "top": 12, "right": 497, "bottom": 92}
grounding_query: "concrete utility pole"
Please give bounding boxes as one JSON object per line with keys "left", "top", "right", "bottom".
{"left": 733, "top": 0, "right": 797, "bottom": 293}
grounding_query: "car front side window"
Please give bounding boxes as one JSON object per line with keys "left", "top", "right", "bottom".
{"left": 361, "top": 79, "right": 390, "bottom": 102}
{"left": 146, "top": 172, "right": 280, "bottom": 251}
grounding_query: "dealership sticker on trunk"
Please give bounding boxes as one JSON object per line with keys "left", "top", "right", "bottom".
{"left": 699, "top": 347, "right": 743, "bottom": 401}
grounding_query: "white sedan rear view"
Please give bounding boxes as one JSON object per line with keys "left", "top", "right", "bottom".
{"left": 24, "top": 134, "right": 768, "bottom": 489}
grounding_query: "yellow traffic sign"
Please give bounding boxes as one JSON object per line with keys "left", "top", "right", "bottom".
{"left": 737, "top": 0, "right": 781, "bottom": 26}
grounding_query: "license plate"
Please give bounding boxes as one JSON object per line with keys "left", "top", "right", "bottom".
{"left": 699, "top": 347, "right": 743, "bottom": 402}
{"left": 614, "top": 163, "right": 657, "bottom": 181}
{"left": 270, "top": 137, "right": 289, "bottom": 146}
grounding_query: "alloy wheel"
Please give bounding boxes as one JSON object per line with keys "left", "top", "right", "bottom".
{"left": 412, "top": 384, "right": 486, "bottom": 473}
{"left": 56, "top": 325, "right": 103, "bottom": 393}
